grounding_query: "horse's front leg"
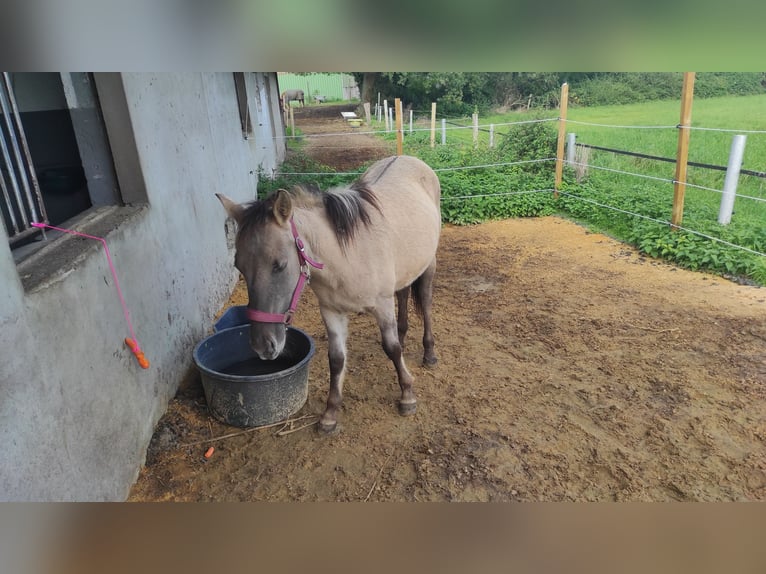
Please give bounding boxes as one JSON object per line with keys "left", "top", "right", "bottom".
{"left": 318, "top": 309, "right": 349, "bottom": 434}
{"left": 373, "top": 297, "right": 416, "bottom": 416}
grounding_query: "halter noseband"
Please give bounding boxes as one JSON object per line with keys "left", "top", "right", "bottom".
{"left": 245, "top": 218, "right": 324, "bottom": 325}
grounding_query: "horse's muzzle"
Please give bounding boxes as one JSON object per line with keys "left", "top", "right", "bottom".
{"left": 250, "top": 324, "right": 286, "bottom": 361}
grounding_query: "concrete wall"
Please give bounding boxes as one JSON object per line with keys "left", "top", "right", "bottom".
{"left": 0, "top": 73, "right": 285, "bottom": 500}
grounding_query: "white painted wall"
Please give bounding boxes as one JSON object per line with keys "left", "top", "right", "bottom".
{"left": 0, "top": 73, "right": 285, "bottom": 500}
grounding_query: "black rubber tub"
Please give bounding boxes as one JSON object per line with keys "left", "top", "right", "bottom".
{"left": 193, "top": 324, "right": 315, "bottom": 428}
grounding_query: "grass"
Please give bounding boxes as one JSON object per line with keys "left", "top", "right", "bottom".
{"left": 561, "top": 95, "right": 766, "bottom": 284}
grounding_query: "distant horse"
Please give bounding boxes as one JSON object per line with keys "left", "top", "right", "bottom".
{"left": 217, "top": 155, "right": 441, "bottom": 433}
{"left": 281, "top": 89, "right": 305, "bottom": 109}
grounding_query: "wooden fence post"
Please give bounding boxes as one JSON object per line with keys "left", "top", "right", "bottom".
{"left": 672, "top": 72, "right": 695, "bottom": 229}
{"left": 554, "top": 83, "right": 569, "bottom": 197}
{"left": 395, "top": 98, "right": 403, "bottom": 155}
{"left": 364, "top": 102, "right": 371, "bottom": 126}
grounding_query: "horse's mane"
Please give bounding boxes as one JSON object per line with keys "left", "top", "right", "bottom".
{"left": 238, "top": 177, "right": 381, "bottom": 249}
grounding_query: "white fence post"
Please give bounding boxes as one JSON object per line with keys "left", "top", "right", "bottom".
{"left": 441, "top": 119, "right": 446, "bottom": 145}
{"left": 409, "top": 109, "right": 413, "bottom": 134}
{"left": 566, "top": 133, "right": 576, "bottom": 165}
{"left": 718, "top": 134, "right": 746, "bottom": 225}
{"left": 472, "top": 112, "right": 479, "bottom": 149}
{"left": 489, "top": 124, "right": 495, "bottom": 148}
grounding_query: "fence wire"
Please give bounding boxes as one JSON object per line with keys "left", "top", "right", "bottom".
{"left": 570, "top": 156, "right": 766, "bottom": 205}
{"left": 277, "top": 117, "right": 558, "bottom": 141}
{"left": 441, "top": 189, "right": 554, "bottom": 201}
{"left": 557, "top": 191, "right": 766, "bottom": 259}
{"left": 273, "top": 108, "right": 766, "bottom": 264}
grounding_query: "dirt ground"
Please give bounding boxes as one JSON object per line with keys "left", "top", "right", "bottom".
{"left": 128, "top": 104, "right": 766, "bottom": 502}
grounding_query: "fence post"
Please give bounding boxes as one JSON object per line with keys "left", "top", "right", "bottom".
{"left": 718, "top": 134, "right": 746, "bottom": 225}
{"left": 441, "top": 118, "right": 446, "bottom": 145}
{"left": 384, "top": 100, "right": 389, "bottom": 131}
{"left": 409, "top": 109, "right": 413, "bottom": 134}
{"left": 489, "top": 124, "right": 495, "bottom": 148}
{"left": 430, "top": 102, "right": 436, "bottom": 148}
{"left": 364, "top": 102, "right": 371, "bottom": 126}
{"left": 672, "top": 72, "right": 695, "bottom": 229}
{"left": 472, "top": 112, "right": 479, "bottom": 149}
{"left": 395, "top": 98, "right": 403, "bottom": 156}
{"left": 566, "top": 133, "right": 576, "bottom": 165}
{"left": 554, "top": 83, "right": 569, "bottom": 197}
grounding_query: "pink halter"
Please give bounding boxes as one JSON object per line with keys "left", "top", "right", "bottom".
{"left": 245, "top": 218, "right": 324, "bottom": 324}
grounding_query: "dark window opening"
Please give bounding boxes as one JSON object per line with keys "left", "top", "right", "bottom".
{"left": 1, "top": 73, "right": 121, "bottom": 261}
{"left": 233, "top": 73, "right": 253, "bottom": 138}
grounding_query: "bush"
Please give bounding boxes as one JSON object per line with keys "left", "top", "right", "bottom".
{"left": 497, "top": 117, "right": 558, "bottom": 174}
{"left": 571, "top": 73, "right": 766, "bottom": 107}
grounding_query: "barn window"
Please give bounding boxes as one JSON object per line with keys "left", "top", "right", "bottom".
{"left": 2, "top": 73, "right": 147, "bottom": 290}
{"left": 233, "top": 73, "right": 253, "bottom": 138}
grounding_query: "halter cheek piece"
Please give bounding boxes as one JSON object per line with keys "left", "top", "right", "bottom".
{"left": 245, "top": 218, "right": 324, "bottom": 325}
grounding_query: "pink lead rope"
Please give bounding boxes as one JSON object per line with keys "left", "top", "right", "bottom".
{"left": 31, "top": 222, "right": 149, "bottom": 369}
{"left": 246, "top": 218, "right": 324, "bottom": 324}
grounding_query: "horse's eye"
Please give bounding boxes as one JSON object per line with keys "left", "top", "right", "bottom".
{"left": 272, "top": 260, "right": 287, "bottom": 273}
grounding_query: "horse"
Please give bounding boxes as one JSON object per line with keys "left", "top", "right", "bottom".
{"left": 281, "top": 89, "right": 305, "bottom": 109}
{"left": 217, "top": 155, "right": 441, "bottom": 434}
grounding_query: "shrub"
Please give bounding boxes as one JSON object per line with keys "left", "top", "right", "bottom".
{"left": 497, "top": 117, "right": 558, "bottom": 174}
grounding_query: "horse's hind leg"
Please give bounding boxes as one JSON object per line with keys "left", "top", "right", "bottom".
{"left": 413, "top": 258, "right": 437, "bottom": 366}
{"left": 372, "top": 298, "right": 416, "bottom": 416}
{"left": 395, "top": 286, "right": 410, "bottom": 348}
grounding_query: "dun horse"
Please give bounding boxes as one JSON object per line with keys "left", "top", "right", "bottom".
{"left": 217, "top": 155, "right": 441, "bottom": 433}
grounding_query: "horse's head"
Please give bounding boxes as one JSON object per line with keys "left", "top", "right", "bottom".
{"left": 217, "top": 190, "right": 301, "bottom": 360}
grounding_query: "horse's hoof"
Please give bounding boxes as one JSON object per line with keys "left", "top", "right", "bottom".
{"left": 318, "top": 420, "right": 339, "bottom": 435}
{"left": 398, "top": 401, "right": 417, "bottom": 416}
{"left": 423, "top": 356, "right": 438, "bottom": 368}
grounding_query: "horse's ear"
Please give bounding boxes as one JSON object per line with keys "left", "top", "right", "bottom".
{"left": 216, "top": 193, "right": 245, "bottom": 225}
{"left": 272, "top": 189, "right": 293, "bottom": 226}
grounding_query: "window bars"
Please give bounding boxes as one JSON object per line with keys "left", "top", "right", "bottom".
{"left": 0, "top": 72, "right": 48, "bottom": 244}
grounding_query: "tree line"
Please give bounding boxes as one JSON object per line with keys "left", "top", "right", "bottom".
{"left": 349, "top": 72, "right": 766, "bottom": 115}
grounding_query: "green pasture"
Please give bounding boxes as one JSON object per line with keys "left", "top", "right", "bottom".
{"left": 561, "top": 95, "right": 766, "bottom": 284}
{"left": 392, "top": 94, "right": 766, "bottom": 284}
